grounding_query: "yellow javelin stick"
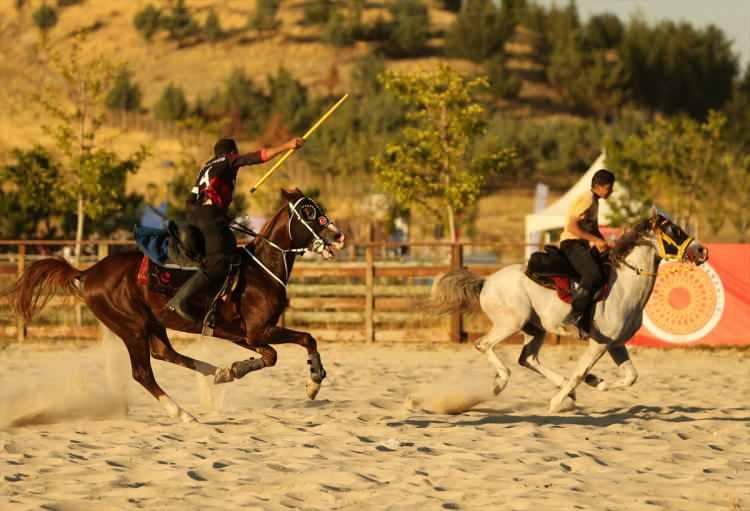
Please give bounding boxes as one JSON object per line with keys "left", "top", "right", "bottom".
{"left": 250, "top": 93, "right": 349, "bottom": 193}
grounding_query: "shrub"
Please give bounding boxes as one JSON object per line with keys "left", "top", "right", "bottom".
{"left": 32, "top": 3, "right": 58, "bottom": 34}
{"left": 106, "top": 68, "right": 142, "bottom": 112}
{"left": 386, "top": 0, "right": 429, "bottom": 57}
{"left": 154, "top": 83, "right": 189, "bottom": 121}
{"left": 134, "top": 5, "right": 161, "bottom": 41}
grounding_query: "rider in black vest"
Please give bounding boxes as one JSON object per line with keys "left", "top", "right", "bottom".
{"left": 560, "top": 169, "right": 616, "bottom": 335}
{"left": 167, "top": 137, "right": 304, "bottom": 323}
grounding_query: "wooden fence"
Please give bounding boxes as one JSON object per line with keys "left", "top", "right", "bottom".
{"left": 0, "top": 238, "right": 535, "bottom": 344}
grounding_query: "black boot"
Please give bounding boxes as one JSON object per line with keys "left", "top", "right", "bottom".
{"left": 566, "top": 287, "right": 593, "bottom": 338}
{"left": 166, "top": 271, "right": 211, "bottom": 323}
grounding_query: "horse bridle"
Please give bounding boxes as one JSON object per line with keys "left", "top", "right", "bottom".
{"left": 233, "top": 197, "right": 334, "bottom": 291}
{"left": 618, "top": 218, "right": 694, "bottom": 278}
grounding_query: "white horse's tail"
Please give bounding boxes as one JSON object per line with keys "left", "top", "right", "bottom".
{"left": 430, "top": 270, "right": 485, "bottom": 315}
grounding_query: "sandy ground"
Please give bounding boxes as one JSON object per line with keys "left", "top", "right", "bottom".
{"left": 0, "top": 338, "right": 748, "bottom": 511}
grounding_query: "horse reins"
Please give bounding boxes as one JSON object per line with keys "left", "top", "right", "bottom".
{"left": 612, "top": 220, "right": 693, "bottom": 278}
{"left": 231, "top": 198, "right": 332, "bottom": 292}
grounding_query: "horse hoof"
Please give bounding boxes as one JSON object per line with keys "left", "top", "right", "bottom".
{"left": 179, "top": 410, "right": 198, "bottom": 424}
{"left": 213, "top": 367, "right": 234, "bottom": 384}
{"left": 306, "top": 381, "right": 321, "bottom": 400}
{"left": 549, "top": 396, "right": 576, "bottom": 414}
{"left": 492, "top": 376, "right": 507, "bottom": 396}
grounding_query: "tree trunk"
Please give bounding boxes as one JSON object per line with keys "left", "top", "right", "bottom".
{"left": 75, "top": 195, "right": 84, "bottom": 266}
{"left": 447, "top": 205, "right": 457, "bottom": 242}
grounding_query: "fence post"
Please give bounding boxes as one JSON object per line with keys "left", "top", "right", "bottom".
{"left": 97, "top": 242, "right": 109, "bottom": 342}
{"left": 365, "top": 224, "right": 375, "bottom": 343}
{"left": 17, "top": 244, "right": 26, "bottom": 343}
{"left": 449, "top": 243, "right": 465, "bottom": 343}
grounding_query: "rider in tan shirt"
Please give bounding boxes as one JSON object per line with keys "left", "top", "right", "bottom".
{"left": 560, "top": 169, "right": 615, "bottom": 334}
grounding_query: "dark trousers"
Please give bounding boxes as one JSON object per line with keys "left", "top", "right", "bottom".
{"left": 560, "top": 239, "right": 604, "bottom": 293}
{"left": 187, "top": 205, "right": 236, "bottom": 281}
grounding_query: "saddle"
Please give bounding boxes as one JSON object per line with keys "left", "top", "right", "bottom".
{"left": 134, "top": 222, "right": 241, "bottom": 335}
{"left": 524, "top": 245, "right": 610, "bottom": 304}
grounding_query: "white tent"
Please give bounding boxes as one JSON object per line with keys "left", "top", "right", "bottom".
{"left": 524, "top": 152, "right": 626, "bottom": 258}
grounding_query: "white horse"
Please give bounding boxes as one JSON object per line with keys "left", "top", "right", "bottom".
{"left": 431, "top": 208, "right": 709, "bottom": 413}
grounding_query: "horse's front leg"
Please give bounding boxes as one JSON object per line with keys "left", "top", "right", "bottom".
{"left": 596, "top": 343, "right": 638, "bottom": 391}
{"left": 250, "top": 326, "right": 326, "bottom": 399}
{"left": 549, "top": 338, "right": 608, "bottom": 413}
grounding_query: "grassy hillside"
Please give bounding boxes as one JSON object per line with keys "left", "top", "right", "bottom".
{"left": 0, "top": 1, "right": 628, "bottom": 244}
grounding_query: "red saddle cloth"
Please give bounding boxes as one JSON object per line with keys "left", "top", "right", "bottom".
{"left": 549, "top": 276, "right": 609, "bottom": 304}
{"left": 137, "top": 256, "right": 198, "bottom": 295}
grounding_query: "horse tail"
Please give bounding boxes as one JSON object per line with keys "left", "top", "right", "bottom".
{"left": 5, "top": 257, "right": 84, "bottom": 323}
{"left": 429, "top": 269, "right": 485, "bottom": 316}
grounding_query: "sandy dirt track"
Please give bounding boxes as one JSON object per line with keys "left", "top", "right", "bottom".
{"left": 1, "top": 339, "right": 748, "bottom": 510}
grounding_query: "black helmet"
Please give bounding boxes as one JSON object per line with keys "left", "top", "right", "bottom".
{"left": 214, "top": 138, "right": 239, "bottom": 157}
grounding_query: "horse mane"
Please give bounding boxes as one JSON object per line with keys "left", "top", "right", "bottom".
{"left": 609, "top": 218, "right": 653, "bottom": 266}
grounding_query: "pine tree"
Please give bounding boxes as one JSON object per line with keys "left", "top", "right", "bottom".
{"left": 154, "top": 83, "right": 189, "bottom": 121}
{"left": 32, "top": 2, "right": 58, "bottom": 37}
{"left": 250, "top": 0, "right": 280, "bottom": 34}
{"left": 204, "top": 9, "right": 224, "bottom": 43}
{"left": 386, "top": 0, "right": 429, "bottom": 57}
{"left": 134, "top": 5, "right": 161, "bottom": 41}
{"left": 162, "top": 0, "right": 199, "bottom": 41}
{"left": 106, "top": 68, "right": 142, "bottom": 112}
{"left": 303, "top": 0, "right": 333, "bottom": 25}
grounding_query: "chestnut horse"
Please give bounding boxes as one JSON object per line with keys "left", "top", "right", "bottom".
{"left": 7, "top": 189, "right": 345, "bottom": 422}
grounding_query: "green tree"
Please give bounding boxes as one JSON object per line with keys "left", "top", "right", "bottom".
{"left": 547, "top": 36, "right": 626, "bottom": 116}
{"left": 106, "top": 68, "right": 142, "bottom": 112}
{"left": 485, "top": 54, "right": 522, "bottom": 100}
{"left": 203, "top": 8, "right": 224, "bottom": 43}
{"left": 267, "top": 67, "right": 311, "bottom": 133}
{"left": 386, "top": 0, "right": 429, "bottom": 57}
{"left": 133, "top": 4, "right": 161, "bottom": 41}
{"left": 154, "top": 83, "right": 189, "bottom": 121}
{"left": 161, "top": 0, "right": 199, "bottom": 41}
{"left": 322, "top": 11, "right": 355, "bottom": 47}
{"left": 304, "top": 0, "right": 334, "bottom": 25}
{"left": 0, "top": 146, "right": 60, "bottom": 239}
{"left": 607, "top": 112, "right": 732, "bottom": 231}
{"left": 445, "top": 0, "right": 515, "bottom": 62}
{"left": 620, "top": 19, "right": 738, "bottom": 118}
{"left": 32, "top": 2, "right": 58, "bottom": 38}
{"left": 722, "top": 64, "right": 750, "bottom": 152}
{"left": 208, "top": 69, "right": 269, "bottom": 135}
{"left": 370, "top": 65, "right": 517, "bottom": 241}
{"left": 250, "top": 0, "right": 280, "bottom": 34}
{"left": 35, "top": 39, "right": 148, "bottom": 262}
{"left": 583, "top": 13, "right": 623, "bottom": 50}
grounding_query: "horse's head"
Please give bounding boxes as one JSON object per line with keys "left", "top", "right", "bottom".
{"left": 646, "top": 207, "right": 708, "bottom": 265}
{"left": 282, "top": 188, "right": 346, "bottom": 259}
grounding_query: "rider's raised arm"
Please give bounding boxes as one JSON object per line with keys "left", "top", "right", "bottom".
{"left": 231, "top": 138, "right": 305, "bottom": 168}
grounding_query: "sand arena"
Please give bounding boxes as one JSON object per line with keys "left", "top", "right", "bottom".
{"left": 1, "top": 336, "right": 748, "bottom": 510}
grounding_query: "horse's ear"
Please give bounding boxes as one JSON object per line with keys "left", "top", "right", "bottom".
{"left": 281, "top": 188, "right": 294, "bottom": 201}
{"left": 649, "top": 206, "right": 658, "bottom": 219}
{"left": 280, "top": 188, "right": 303, "bottom": 202}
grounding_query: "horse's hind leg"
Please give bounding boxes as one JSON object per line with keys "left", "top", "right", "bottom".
{"left": 89, "top": 301, "right": 197, "bottom": 423}
{"left": 123, "top": 334, "right": 197, "bottom": 423}
{"left": 149, "top": 326, "right": 220, "bottom": 378}
{"left": 519, "top": 324, "right": 607, "bottom": 393}
{"left": 474, "top": 320, "right": 523, "bottom": 396}
{"left": 518, "top": 324, "right": 565, "bottom": 387}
